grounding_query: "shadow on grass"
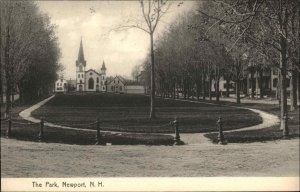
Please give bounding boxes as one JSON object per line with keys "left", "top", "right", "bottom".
{"left": 0, "top": 121, "right": 175, "bottom": 146}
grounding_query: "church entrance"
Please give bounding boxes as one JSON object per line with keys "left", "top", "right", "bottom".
{"left": 88, "top": 78, "right": 94, "bottom": 90}
{"left": 79, "top": 84, "right": 83, "bottom": 92}
{"left": 115, "top": 86, "right": 119, "bottom": 93}
{"left": 96, "top": 85, "right": 100, "bottom": 92}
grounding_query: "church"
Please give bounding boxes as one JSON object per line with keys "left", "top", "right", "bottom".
{"left": 75, "top": 39, "right": 107, "bottom": 92}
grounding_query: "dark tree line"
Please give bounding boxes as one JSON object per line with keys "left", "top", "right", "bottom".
{"left": 0, "top": 1, "right": 61, "bottom": 115}
{"left": 137, "top": 0, "right": 299, "bottom": 137}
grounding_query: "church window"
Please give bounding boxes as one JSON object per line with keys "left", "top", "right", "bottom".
{"left": 57, "top": 83, "right": 59, "bottom": 86}
{"left": 82, "top": 74, "right": 83, "bottom": 78}
{"left": 90, "top": 72, "right": 93, "bottom": 75}
{"left": 79, "top": 66, "right": 83, "bottom": 72}
{"left": 97, "top": 77, "right": 99, "bottom": 83}
{"left": 101, "top": 81, "right": 103, "bottom": 86}
{"left": 118, "top": 80, "right": 119, "bottom": 84}
{"left": 78, "top": 74, "right": 80, "bottom": 78}
{"left": 88, "top": 78, "right": 94, "bottom": 89}
{"left": 80, "top": 80, "right": 82, "bottom": 84}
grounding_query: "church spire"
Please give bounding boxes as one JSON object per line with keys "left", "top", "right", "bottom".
{"left": 76, "top": 38, "right": 86, "bottom": 66}
{"left": 101, "top": 60, "right": 106, "bottom": 74}
{"left": 101, "top": 60, "right": 106, "bottom": 70}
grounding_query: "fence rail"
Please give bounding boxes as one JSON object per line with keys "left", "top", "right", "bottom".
{"left": 1, "top": 116, "right": 191, "bottom": 145}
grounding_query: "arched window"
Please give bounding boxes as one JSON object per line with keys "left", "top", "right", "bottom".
{"left": 80, "top": 80, "right": 82, "bottom": 84}
{"left": 97, "top": 77, "right": 99, "bottom": 83}
{"left": 88, "top": 78, "right": 94, "bottom": 89}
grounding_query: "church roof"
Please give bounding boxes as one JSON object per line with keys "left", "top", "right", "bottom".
{"left": 101, "top": 61, "right": 106, "bottom": 70}
{"left": 85, "top": 69, "right": 101, "bottom": 76}
{"left": 76, "top": 38, "right": 86, "bottom": 66}
{"left": 107, "top": 75, "right": 126, "bottom": 85}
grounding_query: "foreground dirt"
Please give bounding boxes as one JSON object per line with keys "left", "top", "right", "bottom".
{"left": 1, "top": 138, "right": 299, "bottom": 177}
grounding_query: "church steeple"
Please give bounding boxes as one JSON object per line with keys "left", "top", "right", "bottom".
{"left": 101, "top": 60, "right": 106, "bottom": 75}
{"left": 76, "top": 38, "right": 86, "bottom": 67}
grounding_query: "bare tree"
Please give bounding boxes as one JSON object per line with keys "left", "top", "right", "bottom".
{"left": 114, "top": 0, "right": 171, "bottom": 119}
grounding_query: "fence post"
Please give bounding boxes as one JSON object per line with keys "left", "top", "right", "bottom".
{"left": 217, "top": 117, "right": 226, "bottom": 145}
{"left": 6, "top": 117, "right": 12, "bottom": 138}
{"left": 171, "top": 117, "right": 183, "bottom": 145}
{"left": 95, "top": 118, "right": 103, "bottom": 145}
{"left": 38, "top": 118, "right": 44, "bottom": 142}
{"left": 282, "top": 115, "right": 289, "bottom": 139}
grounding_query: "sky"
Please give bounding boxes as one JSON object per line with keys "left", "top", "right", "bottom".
{"left": 36, "top": 1, "right": 196, "bottom": 80}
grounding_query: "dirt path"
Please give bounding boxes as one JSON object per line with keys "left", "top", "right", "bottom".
{"left": 1, "top": 138, "right": 299, "bottom": 177}
{"left": 164, "top": 98, "right": 280, "bottom": 144}
{"left": 18, "top": 95, "right": 280, "bottom": 145}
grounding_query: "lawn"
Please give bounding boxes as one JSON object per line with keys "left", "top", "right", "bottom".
{"left": 0, "top": 101, "right": 174, "bottom": 145}
{"left": 31, "top": 93, "right": 262, "bottom": 133}
{"left": 204, "top": 101, "right": 300, "bottom": 143}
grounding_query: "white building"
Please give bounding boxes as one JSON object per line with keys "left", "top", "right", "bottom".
{"left": 75, "top": 39, "right": 107, "bottom": 92}
{"left": 55, "top": 78, "right": 67, "bottom": 93}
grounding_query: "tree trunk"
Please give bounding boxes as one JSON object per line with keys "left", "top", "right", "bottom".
{"left": 216, "top": 78, "right": 220, "bottom": 102}
{"left": 202, "top": 68, "right": 206, "bottom": 100}
{"left": 149, "top": 32, "right": 155, "bottom": 119}
{"left": 226, "top": 79, "right": 230, "bottom": 97}
{"left": 4, "top": 24, "right": 11, "bottom": 115}
{"left": 277, "top": 71, "right": 281, "bottom": 108}
{"left": 0, "top": 71, "right": 3, "bottom": 105}
{"left": 173, "top": 80, "right": 175, "bottom": 99}
{"left": 259, "top": 70, "right": 264, "bottom": 99}
{"left": 250, "top": 71, "right": 255, "bottom": 99}
{"left": 279, "top": 35, "right": 289, "bottom": 137}
{"left": 290, "top": 69, "right": 297, "bottom": 111}
{"left": 236, "top": 80, "right": 241, "bottom": 104}
{"left": 208, "top": 75, "right": 212, "bottom": 102}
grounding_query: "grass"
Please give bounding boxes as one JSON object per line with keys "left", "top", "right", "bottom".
{"left": 0, "top": 120, "right": 174, "bottom": 145}
{"left": 204, "top": 101, "right": 300, "bottom": 143}
{"left": 31, "top": 93, "right": 262, "bottom": 133}
{"left": 1, "top": 96, "right": 174, "bottom": 145}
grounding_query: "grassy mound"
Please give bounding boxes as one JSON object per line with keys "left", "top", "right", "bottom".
{"left": 32, "top": 93, "right": 262, "bottom": 133}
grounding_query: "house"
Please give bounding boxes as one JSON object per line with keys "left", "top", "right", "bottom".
{"left": 75, "top": 39, "right": 107, "bottom": 92}
{"left": 107, "top": 76, "right": 126, "bottom": 93}
{"left": 55, "top": 78, "right": 67, "bottom": 93}
{"left": 106, "top": 76, "right": 145, "bottom": 94}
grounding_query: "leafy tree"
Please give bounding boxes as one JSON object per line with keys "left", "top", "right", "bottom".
{"left": 0, "top": 1, "right": 61, "bottom": 114}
